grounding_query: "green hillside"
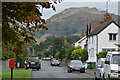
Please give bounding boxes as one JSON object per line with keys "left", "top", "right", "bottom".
{"left": 36, "top": 7, "right": 119, "bottom": 37}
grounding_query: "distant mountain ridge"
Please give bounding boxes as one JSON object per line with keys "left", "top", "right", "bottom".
{"left": 36, "top": 7, "right": 119, "bottom": 38}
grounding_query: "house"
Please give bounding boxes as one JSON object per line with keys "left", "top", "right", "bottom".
{"left": 74, "top": 36, "right": 87, "bottom": 49}
{"left": 87, "top": 14, "right": 120, "bottom": 63}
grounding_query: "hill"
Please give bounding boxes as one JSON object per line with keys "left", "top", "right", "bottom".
{"left": 36, "top": 7, "right": 119, "bottom": 37}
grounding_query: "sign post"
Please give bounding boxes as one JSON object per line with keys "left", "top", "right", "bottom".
{"left": 9, "top": 59, "right": 15, "bottom": 80}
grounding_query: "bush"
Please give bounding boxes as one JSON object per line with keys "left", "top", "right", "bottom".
{"left": 96, "top": 51, "right": 107, "bottom": 59}
{"left": 81, "top": 49, "right": 88, "bottom": 61}
{"left": 55, "top": 51, "right": 60, "bottom": 59}
{"left": 16, "top": 55, "right": 26, "bottom": 68}
{"left": 2, "top": 45, "right": 15, "bottom": 60}
{"left": 71, "top": 47, "right": 82, "bottom": 60}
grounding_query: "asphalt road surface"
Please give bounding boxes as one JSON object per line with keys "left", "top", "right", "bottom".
{"left": 31, "top": 60, "right": 95, "bottom": 79}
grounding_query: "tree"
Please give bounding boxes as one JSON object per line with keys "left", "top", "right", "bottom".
{"left": 52, "top": 37, "right": 64, "bottom": 52}
{"left": 81, "top": 49, "right": 88, "bottom": 62}
{"left": 96, "top": 51, "right": 107, "bottom": 59}
{"left": 71, "top": 47, "right": 82, "bottom": 60}
{"left": 2, "top": 1, "right": 61, "bottom": 56}
{"left": 66, "top": 47, "right": 75, "bottom": 60}
{"left": 37, "top": 51, "right": 44, "bottom": 58}
{"left": 2, "top": 43, "right": 15, "bottom": 60}
{"left": 55, "top": 51, "right": 60, "bottom": 59}
{"left": 65, "top": 35, "right": 80, "bottom": 44}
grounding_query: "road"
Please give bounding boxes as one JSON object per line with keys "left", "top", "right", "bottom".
{"left": 31, "top": 60, "right": 95, "bottom": 80}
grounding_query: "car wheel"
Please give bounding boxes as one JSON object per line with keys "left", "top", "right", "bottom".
{"left": 107, "top": 75, "right": 111, "bottom": 80}
{"left": 58, "top": 64, "right": 60, "bottom": 67}
{"left": 26, "top": 65, "right": 28, "bottom": 70}
{"left": 70, "top": 70, "right": 72, "bottom": 73}
{"left": 67, "top": 68, "right": 72, "bottom": 73}
{"left": 26, "top": 67, "right": 28, "bottom": 70}
{"left": 67, "top": 70, "right": 70, "bottom": 73}
{"left": 37, "top": 68, "right": 39, "bottom": 71}
{"left": 83, "top": 70, "right": 85, "bottom": 73}
{"left": 39, "top": 65, "right": 41, "bottom": 69}
{"left": 95, "top": 72, "right": 99, "bottom": 80}
{"left": 80, "top": 69, "right": 85, "bottom": 73}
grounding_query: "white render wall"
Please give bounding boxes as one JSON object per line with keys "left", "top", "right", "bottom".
{"left": 118, "top": 28, "right": 120, "bottom": 45}
{"left": 74, "top": 37, "right": 87, "bottom": 49}
{"left": 78, "top": 38, "right": 87, "bottom": 49}
{"left": 98, "top": 22, "right": 119, "bottom": 52}
{"left": 87, "top": 35, "right": 97, "bottom": 62}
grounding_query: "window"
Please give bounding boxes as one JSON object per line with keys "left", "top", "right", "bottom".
{"left": 109, "top": 34, "right": 112, "bottom": 40}
{"left": 109, "top": 33, "right": 117, "bottom": 41}
{"left": 113, "top": 34, "right": 116, "bottom": 40}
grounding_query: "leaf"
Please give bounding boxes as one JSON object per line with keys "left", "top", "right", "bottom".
{"left": 41, "top": 19, "right": 46, "bottom": 24}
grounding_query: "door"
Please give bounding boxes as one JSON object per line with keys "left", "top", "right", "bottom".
{"left": 104, "top": 55, "right": 111, "bottom": 78}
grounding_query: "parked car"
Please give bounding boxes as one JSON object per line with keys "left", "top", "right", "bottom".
{"left": 67, "top": 60, "right": 85, "bottom": 73}
{"left": 45, "top": 57, "right": 51, "bottom": 61}
{"left": 51, "top": 59, "right": 60, "bottom": 67}
{"left": 42, "top": 58, "right": 46, "bottom": 60}
{"left": 104, "top": 51, "right": 120, "bottom": 79}
{"left": 25, "top": 57, "right": 41, "bottom": 70}
{"left": 95, "top": 58, "right": 105, "bottom": 80}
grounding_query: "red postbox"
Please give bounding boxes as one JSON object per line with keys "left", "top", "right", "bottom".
{"left": 9, "top": 58, "right": 15, "bottom": 68}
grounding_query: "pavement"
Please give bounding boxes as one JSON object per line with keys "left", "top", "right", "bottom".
{"left": 31, "top": 60, "right": 95, "bottom": 79}
{"left": 85, "top": 69, "right": 95, "bottom": 76}
{"left": 0, "top": 60, "right": 10, "bottom": 71}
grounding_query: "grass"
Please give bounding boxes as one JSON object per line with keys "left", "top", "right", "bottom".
{"left": 1, "top": 69, "right": 32, "bottom": 79}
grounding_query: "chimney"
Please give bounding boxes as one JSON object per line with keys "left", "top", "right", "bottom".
{"left": 81, "top": 32, "right": 84, "bottom": 38}
{"left": 104, "top": 13, "right": 112, "bottom": 22}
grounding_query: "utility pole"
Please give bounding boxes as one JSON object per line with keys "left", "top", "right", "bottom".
{"left": 106, "top": 0, "right": 110, "bottom": 13}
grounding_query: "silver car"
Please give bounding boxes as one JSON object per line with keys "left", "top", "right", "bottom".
{"left": 94, "top": 58, "right": 105, "bottom": 80}
{"left": 67, "top": 60, "right": 85, "bottom": 73}
{"left": 51, "top": 60, "right": 60, "bottom": 67}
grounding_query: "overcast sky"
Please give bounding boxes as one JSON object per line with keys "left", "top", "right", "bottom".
{"left": 42, "top": 1, "right": 119, "bottom": 20}
{"left": 62, "top": 0, "right": 120, "bottom": 2}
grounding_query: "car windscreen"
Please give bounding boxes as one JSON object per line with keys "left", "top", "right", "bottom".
{"left": 70, "top": 60, "right": 83, "bottom": 66}
{"left": 54, "top": 60, "right": 59, "bottom": 62}
{"left": 28, "top": 58, "right": 39, "bottom": 62}
{"left": 111, "top": 54, "right": 120, "bottom": 64}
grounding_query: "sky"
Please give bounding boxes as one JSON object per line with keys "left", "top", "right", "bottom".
{"left": 41, "top": 1, "right": 119, "bottom": 20}
{"left": 62, "top": 0, "right": 120, "bottom": 2}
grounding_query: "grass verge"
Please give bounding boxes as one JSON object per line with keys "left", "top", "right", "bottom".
{"left": 1, "top": 69, "right": 32, "bottom": 79}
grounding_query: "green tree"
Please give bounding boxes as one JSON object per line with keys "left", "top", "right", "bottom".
{"left": 2, "top": 1, "right": 61, "bottom": 56}
{"left": 65, "top": 35, "right": 80, "bottom": 44}
{"left": 55, "top": 51, "right": 60, "bottom": 59}
{"left": 66, "top": 47, "right": 75, "bottom": 60}
{"left": 81, "top": 49, "right": 88, "bottom": 61}
{"left": 52, "top": 37, "right": 64, "bottom": 55}
{"left": 37, "top": 51, "right": 44, "bottom": 58}
{"left": 71, "top": 47, "right": 82, "bottom": 60}
{"left": 96, "top": 51, "right": 107, "bottom": 59}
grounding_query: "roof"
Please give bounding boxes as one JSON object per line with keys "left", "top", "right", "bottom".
{"left": 89, "top": 21, "right": 120, "bottom": 36}
{"left": 77, "top": 36, "right": 86, "bottom": 43}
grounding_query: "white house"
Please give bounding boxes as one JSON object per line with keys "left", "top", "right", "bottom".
{"left": 87, "top": 21, "right": 120, "bottom": 62}
{"left": 74, "top": 36, "right": 87, "bottom": 49}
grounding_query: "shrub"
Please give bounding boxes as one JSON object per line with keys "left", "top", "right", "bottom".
{"left": 81, "top": 49, "right": 88, "bottom": 61}
{"left": 96, "top": 51, "right": 107, "bottom": 59}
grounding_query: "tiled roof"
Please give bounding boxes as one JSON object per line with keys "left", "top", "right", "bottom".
{"left": 89, "top": 21, "right": 120, "bottom": 36}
